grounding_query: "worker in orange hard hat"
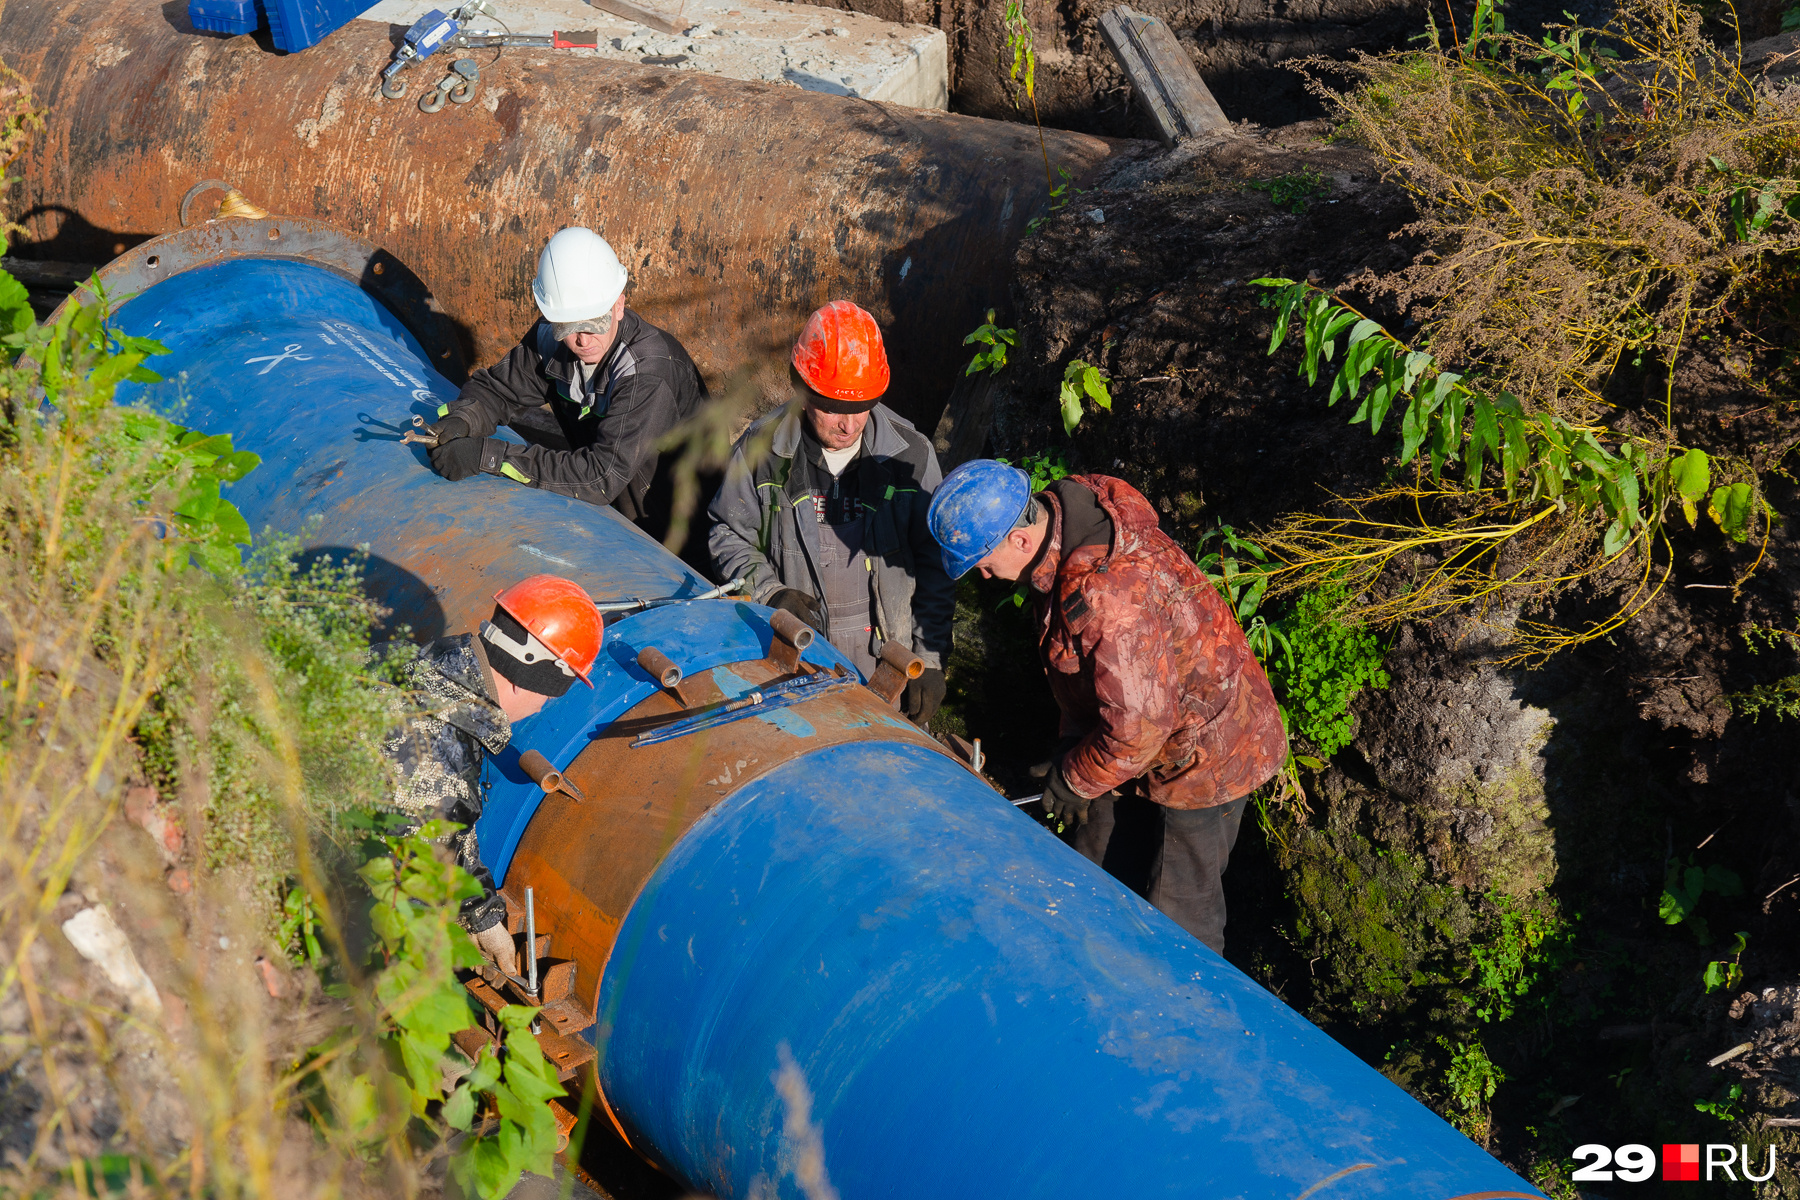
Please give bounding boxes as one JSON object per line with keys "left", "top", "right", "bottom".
{"left": 706, "top": 301, "right": 954, "bottom": 726}
{"left": 374, "top": 574, "right": 603, "bottom": 978}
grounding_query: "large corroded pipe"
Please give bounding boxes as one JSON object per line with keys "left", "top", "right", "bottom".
{"left": 0, "top": 0, "right": 1124, "bottom": 427}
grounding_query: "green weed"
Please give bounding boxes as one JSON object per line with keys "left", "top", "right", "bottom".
{"left": 963, "top": 309, "right": 1016, "bottom": 377}
{"left": 1704, "top": 930, "right": 1749, "bottom": 993}
{"left": 1468, "top": 892, "right": 1574, "bottom": 1023}
{"left": 1246, "top": 168, "right": 1332, "bottom": 214}
{"left": 1265, "top": 584, "right": 1389, "bottom": 758}
{"left": 1659, "top": 857, "right": 1743, "bottom": 945}
{"left": 1057, "top": 358, "right": 1112, "bottom": 434}
{"left": 1696, "top": 1083, "right": 1746, "bottom": 1122}
{"left": 1441, "top": 1036, "right": 1505, "bottom": 1144}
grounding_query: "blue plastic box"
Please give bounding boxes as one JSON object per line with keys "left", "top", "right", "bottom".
{"left": 187, "top": 0, "right": 260, "bottom": 35}
{"left": 264, "top": 0, "right": 368, "bottom": 51}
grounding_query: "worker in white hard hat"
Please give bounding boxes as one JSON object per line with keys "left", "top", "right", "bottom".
{"left": 426, "top": 227, "right": 710, "bottom": 555}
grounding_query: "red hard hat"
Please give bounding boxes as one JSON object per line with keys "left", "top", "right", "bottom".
{"left": 791, "top": 300, "right": 890, "bottom": 406}
{"left": 492, "top": 574, "right": 603, "bottom": 685}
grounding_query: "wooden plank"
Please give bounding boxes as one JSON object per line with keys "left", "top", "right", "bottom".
{"left": 1098, "top": 6, "right": 1230, "bottom": 144}
{"left": 585, "top": 0, "right": 689, "bottom": 37}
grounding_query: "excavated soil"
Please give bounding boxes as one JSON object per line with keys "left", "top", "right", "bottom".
{"left": 793, "top": 0, "right": 1798, "bottom": 137}
{"left": 950, "top": 121, "right": 1800, "bottom": 1189}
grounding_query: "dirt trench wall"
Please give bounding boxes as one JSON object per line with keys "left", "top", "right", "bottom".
{"left": 792, "top": 0, "right": 1427, "bottom": 135}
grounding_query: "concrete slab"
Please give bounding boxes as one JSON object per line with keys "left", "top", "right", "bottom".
{"left": 355, "top": 0, "right": 948, "bottom": 108}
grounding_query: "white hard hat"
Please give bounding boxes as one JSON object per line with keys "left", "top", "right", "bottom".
{"left": 532, "top": 227, "right": 629, "bottom": 323}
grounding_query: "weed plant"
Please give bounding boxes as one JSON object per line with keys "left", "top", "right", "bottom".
{"left": 0, "top": 246, "right": 553, "bottom": 1199}
{"left": 1247, "top": 0, "right": 1800, "bottom": 659}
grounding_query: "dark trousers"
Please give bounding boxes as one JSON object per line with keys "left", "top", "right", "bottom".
{"left": 1064, "top": 792, "right": 1247, "bottom": 955}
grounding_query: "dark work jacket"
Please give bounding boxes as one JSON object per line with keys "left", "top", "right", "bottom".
{"left": 706, "top": 403, "right": 954, "bottom": 670}
{"left": 445, "top": 310, "right": 708, "bottom": 527}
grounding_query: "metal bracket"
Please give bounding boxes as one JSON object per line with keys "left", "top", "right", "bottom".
{"left": 767, "top": 608, "right": 814, "bottom": 676}
{"left": 867, "top": 640, "right": 923, "bottom": 706}
{"left": 519, "top": 748, "right": 586, "bottom": 803}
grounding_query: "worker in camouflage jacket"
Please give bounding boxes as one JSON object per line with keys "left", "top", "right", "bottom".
{"left": 377, "top": 574, "right": 605, "bottom": 977}
{"left": 928, "top": 464, "right": 1287, "bottom": 954}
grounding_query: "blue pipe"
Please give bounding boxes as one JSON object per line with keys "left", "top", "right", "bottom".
{"left": 106, "top": 249, "right": 1546, "bottom": 1200}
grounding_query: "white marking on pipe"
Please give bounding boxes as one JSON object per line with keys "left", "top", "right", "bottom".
{"left": 519, "top": 543, "right": 577, "bottom": 567}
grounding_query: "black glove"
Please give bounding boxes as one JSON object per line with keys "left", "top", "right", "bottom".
{"left": 430, "top": 413, "right": 471, "bottom": 443}
{"left": 1043, "top": 761, "right": 1093, "bottom": 827}
{"left": 429, "top": 435, "right": 483, "bottom": 481}
{"left": 768, "top": 587, "right": 825, "bottom": 631}
{"left": 903, "top": 666, "right": 947, "bottom": 726}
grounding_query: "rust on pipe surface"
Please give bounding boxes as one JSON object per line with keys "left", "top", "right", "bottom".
{"left": 0, "top": 0, "right": 1128, "bottom": 427}
{"left": 502, "top": 653, "right": 942, "bottom": 1024}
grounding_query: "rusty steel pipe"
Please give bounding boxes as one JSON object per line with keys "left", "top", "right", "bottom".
{"left": 866, "top": 637, "right": 924, "bottom": 704}
{"left": 634, "top": 646, "right": 682, "bottom": 690}
{"left": 0, "top": 0, "right": 1127, "bottom": 430}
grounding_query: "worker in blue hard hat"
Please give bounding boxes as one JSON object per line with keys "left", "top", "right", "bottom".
{"left": 927, "top": 460, "right": 1287, "bottom": 955}
{"left": 424, "top": 227, "right": 711, "bottom": 560}
{"left": 707, "top": 301, "right": 954, "bottom": 726}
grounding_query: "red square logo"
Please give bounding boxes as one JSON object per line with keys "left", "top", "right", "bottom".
{"left": 1663, "top": 1144, "right": 1700, "bottom": 1181}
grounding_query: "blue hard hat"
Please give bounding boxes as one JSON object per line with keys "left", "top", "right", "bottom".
{"left": 928, "top": 459, "right": 1032, "bottom": 579}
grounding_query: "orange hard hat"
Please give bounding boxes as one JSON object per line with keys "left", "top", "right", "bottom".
{"left": 492, "top": 574, "right": 603, "bottom": 685}
{"left": 791, "top": 300, "right": 890, "bottom": 408}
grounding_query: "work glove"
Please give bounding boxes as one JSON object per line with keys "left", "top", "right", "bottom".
{"left": 429, "top": 413, "right": 471, "bottom": 444}
{"left": 1043, "top": 761, "right": 1094, "bottom": 828}
{"left": 470, "top": 921, "right": 519, "bottom": 978}
{"left": 903, "top": 666, "right": 947, "bottom": 727}
{"left": 768, "top": 587, "right": 825, "bottom": 632}
{"left": 429, "top": 435, "right": 484, "bottom": 481}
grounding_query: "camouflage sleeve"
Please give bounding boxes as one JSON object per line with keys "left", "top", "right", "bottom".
{"left": 1060, "top": 563, "right": 1180, "bottom": 799}
{"left": 452, "top": 829, "right": 508, "bottom": 934}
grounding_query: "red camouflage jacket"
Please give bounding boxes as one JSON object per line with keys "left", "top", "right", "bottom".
{"left": 1031, "top": 475, "right": 1287, "bottom": 809}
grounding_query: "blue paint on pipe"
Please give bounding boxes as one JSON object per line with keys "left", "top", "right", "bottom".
{"left": 600, "top": 740, "right": 1542, "bottom": 1199}
{"left": 98, "top": 256, "right": 868, "bottom": 879}
{"left": 106, "top": 258, "right": 703, "bottom": 639}
{"left": 102, "top": 252, "right": 1544, "bottom": 1200}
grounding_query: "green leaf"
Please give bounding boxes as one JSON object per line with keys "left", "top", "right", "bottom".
{"left": 453, "top": 1129, "right": 525, "bottom": 1200}
{"left": 0, "top": 269, "right": 32, "bottom": 335}
{"left": 396, "top": 1029, "right": 449, "bottom": 1112}
{"left": 1709, "top": 482, "right": 1755, "bottom": 542}
{"left": 211, "top": 500, "right": 252, "bottom": 546}
{"left": 1706, "top": 865, "right": 1744, "bottom": 897}
{"left": 217, "top": 449, "right": 262, "bottom": 482}
{"left": 1399, "top": 395, "right": 1428, "bottom": 464}
{"left": 1669, "top": 448, "right": 1710, "bottom": 526}
{"left": 338, "top": 1071, "right": 379, "bottom": 1137}
{"left": 444, "top": 1082, "right": 477, "bottom": 1130}
{"left": 172, "top": 486, "right": 221, "bottom": 523}
{"left": 1058, "top": 381, "right": 1083, "bottom": 436}
{"left": 359, "top": 856, "right": 397, "bottom": 885}
{"left": 404, "top": 985, "right": 477, "bottom": 1038}
{"left": 1602, "top": 518, "right": 1629, "bottom": 557}
{"left": 1080, "top": 367, "right": 1111, "bottom": 410}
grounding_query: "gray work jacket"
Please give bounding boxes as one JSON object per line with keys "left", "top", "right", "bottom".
{"left": 706, "top": 403, "right": 954, "bottom": 671}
